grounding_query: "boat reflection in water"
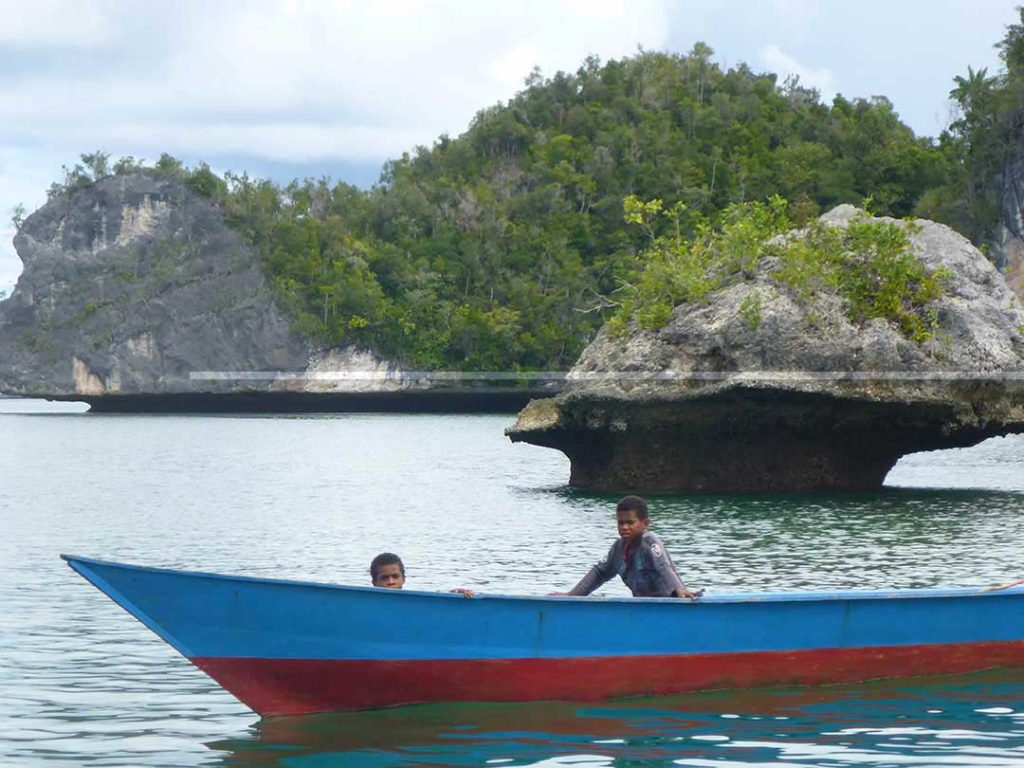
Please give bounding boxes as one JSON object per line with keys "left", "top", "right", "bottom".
{"left": 207, "top": 672, "right": 1024, "bottom": 767}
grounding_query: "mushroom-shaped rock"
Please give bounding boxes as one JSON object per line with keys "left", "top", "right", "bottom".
{"left": 507, "top": 207, "right": 1024, "bottom": 492}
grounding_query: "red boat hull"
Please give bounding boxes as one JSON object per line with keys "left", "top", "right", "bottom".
{"left": 196, "top": 640, "right": 1024, "bottom": 716}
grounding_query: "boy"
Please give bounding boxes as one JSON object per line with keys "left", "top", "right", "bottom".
{"left": 562, "top": 496, "right": 697, "bottom": 599}
{"left": 370, "top": 552, "right": 406, "bottom": 589}
{"left": 369, "top": 552, "right": 474, "bottom": 597}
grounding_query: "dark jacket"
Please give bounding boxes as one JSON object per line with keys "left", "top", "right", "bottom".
{"left": 568, "top": 531, "right": 687, "bottom": 597}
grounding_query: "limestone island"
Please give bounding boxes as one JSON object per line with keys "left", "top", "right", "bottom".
{"left": 507, "top": 205, "right": 1024, "bottom": 492}
{"left": 0, "top": 172, "right": 556, "bottom": 412}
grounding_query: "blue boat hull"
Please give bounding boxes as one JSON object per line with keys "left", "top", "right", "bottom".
{"left": 62, "top": 555, "right": 1024, "bottom": 715}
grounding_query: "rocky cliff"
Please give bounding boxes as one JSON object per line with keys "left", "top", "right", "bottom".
{"left": 997, "top": 156, "right": 1024, "bottom": 298}
{"left": 507, "top": 206, "right": 1024, "bottom": 492}
{"left": 0, "top": 173, "right": 544, "bottom": 412}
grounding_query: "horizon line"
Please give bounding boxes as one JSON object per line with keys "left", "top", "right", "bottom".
{"left": 189, "top": 370, "right": 1024, "bottom": 382}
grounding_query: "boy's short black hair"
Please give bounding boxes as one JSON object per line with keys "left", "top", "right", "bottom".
{"left": 370, "top": 552, "right": 405, "bottom": 580}
{"left": 616, "top": 495, "right": 649, "bottom": 520}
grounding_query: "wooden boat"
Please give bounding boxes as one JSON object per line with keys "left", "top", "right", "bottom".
{"left": 62, "top": 554, "right": 1024, "bottom": 717}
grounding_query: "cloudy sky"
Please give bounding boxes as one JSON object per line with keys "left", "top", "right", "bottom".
{"left": 0, "top": 0, "right": 1017, "bottom": 295}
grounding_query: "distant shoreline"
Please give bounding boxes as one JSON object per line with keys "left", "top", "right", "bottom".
{"left": 0, "top": 389, "right": 545, "bottom": 414}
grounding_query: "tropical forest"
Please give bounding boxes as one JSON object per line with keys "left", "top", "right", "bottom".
{"left": 39, "top": 14, "right": 1024, "bottom": 371}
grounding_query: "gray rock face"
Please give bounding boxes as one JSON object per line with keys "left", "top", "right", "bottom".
{"left": 507, "top": 207, "right": 1024, "bottom": 492}
{"left": 0, "top": 172, "right": 312, "bottom": 399}
{"left": 0, "top": 172, "right": 556, "bottom": 412}
{"left": 996, "top": 156, "right": 1024, "bottom": 300}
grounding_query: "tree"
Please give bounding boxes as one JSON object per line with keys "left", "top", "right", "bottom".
{"left": 998, "top": 6, "right": 1024, "bottom": 75}
{"left": 154, "top": 153, "right": 185, "bottom": 180}
{"left": 927, "top": 9, "right": 1024, "bottom": 247}
{"left": 113, "top": 156, "right": 144, "bottom": 175}
{"left": 10, "top": 203, "right": 25, "bottom": 231}
{"left": 950, "top": 66, "right": 996, "bottom": 115}
{"left": 80, "top": 151, "right": 111, "bottom": 180}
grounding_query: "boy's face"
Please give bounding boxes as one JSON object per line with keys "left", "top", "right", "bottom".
{"left": 617, "top": 510, "right": 649, "bottom": 541}
{"left": 373, "top": 564, "right": 406, "bottom": 589}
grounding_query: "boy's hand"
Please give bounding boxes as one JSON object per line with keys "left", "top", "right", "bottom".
{"left": 674, "top": 587, "right": 701, "bottom": 600}
{"left": 450, "top": 587, "right": 474, "bottom": 598}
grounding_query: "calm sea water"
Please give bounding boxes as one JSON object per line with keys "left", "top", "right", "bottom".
{"left": 2, "top": 399, "right": 1024, "bottom": 767}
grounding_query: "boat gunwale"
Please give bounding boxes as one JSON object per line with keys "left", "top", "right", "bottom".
{"left": 60, "top": 553, "right": 1024, "bottom": 606}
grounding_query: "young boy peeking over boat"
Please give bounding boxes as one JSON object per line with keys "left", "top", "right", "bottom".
{"left": 370, "top": 552, "right": 406, "bottom": 589}
{"left": 555, "top": 495, "right": 698, "bottom": 599}
{"left": 370, "top": 552, "right": 474, "bottom": 597}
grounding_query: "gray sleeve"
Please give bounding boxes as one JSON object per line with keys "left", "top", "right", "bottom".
{"left": 568, "top": 542, "right": 618, "bottom": 596}
{"left": 648, "top": 536, "right": 687, "bottom": 595}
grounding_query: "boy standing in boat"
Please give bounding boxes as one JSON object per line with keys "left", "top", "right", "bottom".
{"left": 562, "top": 496, "right": 697, "bottom": 599}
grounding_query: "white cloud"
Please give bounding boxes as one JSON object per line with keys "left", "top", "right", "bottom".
{"left": 0, "top": 0, "right": 672, "bottom": 287}
{"left": 0, "top": 0, "right": 113, "bottom": 47}
{"left": 0, "top": 1, "right": 671, "bottom": 155}
{"left": 760, "top": 44, "right": 837, "bottom": 101}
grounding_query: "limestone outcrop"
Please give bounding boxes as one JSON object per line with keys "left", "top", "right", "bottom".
{"left": 0, "top": 172, "right": 543, "bottom": 412}
{"left": 996, "top": 156, "right": 1024, "bottom": 300}
{"left": 507, "top": 206, "right": 1024, "bottom": 492}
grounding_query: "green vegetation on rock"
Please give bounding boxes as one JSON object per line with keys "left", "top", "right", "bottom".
{"left": 611, "top": 196, "right": 949, "bottom": 343}
{"left": 38, "top": 37, "right": 1015, "bottom": 368}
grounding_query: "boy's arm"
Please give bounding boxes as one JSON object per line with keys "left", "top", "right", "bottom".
{"left": 649, "top": 539, "right": 698, "bottom": 600}
{"left": 566, "top": 543, "right": 618, "bottom": 596}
